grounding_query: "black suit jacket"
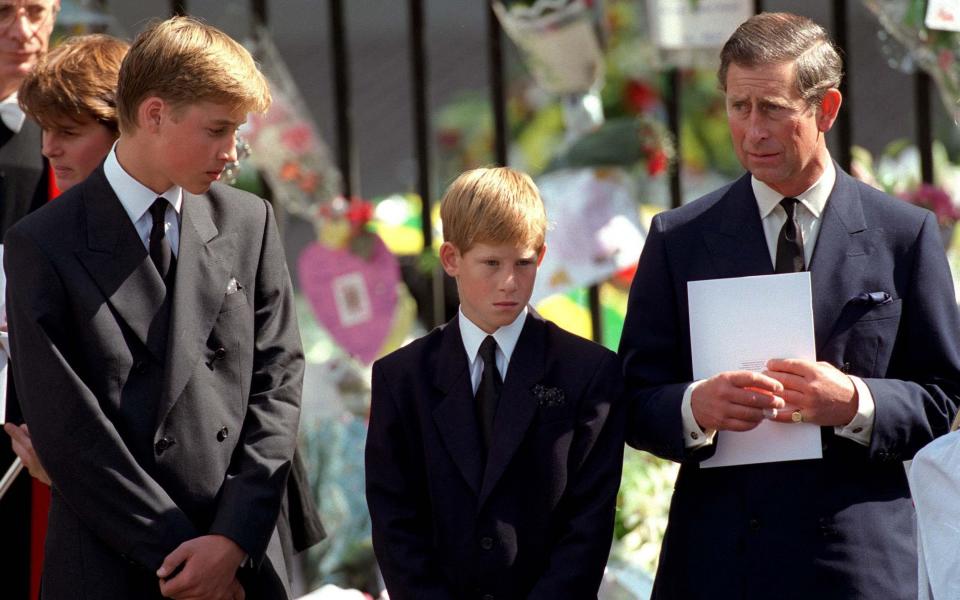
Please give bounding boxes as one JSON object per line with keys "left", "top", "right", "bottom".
{"left": 4, "top": 165, "right": 304, "bottom": 599}
{"left": 0, "top": 117, "right": 49, "bottom": 600}
{"left": 0, "top": 118, "right": 47, "bottom": 239}
{"left": 365, "top": 312, "right": 625, "bottom": 600}
{"left": 619, "top": 168, "right": 960, "bottom": 600}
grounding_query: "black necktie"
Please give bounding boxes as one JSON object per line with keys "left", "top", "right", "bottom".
{"left": 149, "top": 198, "right": 175, "bottom": 283}
{"left": 775, "top": 197, "right": 805, "bottom": 273}
{"left": 476, "top": 336, "right": 502, "bottom": 451}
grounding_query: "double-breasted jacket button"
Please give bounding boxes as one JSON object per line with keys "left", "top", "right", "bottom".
{"left": 748, "top": 518, "right": 761, "bottom": 531}
{"left": 214, "top": 347, "right": 227, "bottom": 360}
{"left": 217, "top": 427, "right": 229, "bottom": 442}
{"left": 479, "top": 536, "right": 494, "bottom": 550}
{"left": 155, "top": 436, "right": 175, "bottom": 455}
{"left": 133, "top": 360, "right": 148, "bottom": 374}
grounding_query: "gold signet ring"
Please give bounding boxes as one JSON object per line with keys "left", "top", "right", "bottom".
{"left": 791, "top": 410, "right": 804, "bottom": 423}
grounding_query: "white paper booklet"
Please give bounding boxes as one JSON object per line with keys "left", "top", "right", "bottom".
{"left": 688, "top": 272, "right": 822, "bottom": 468}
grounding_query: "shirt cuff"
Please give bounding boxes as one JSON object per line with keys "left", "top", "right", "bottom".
{"left": 833, "top": 375, "right": 874, "bottom": 446}
{"left": 682, "top": 380, "right": 716, "bottom": 449}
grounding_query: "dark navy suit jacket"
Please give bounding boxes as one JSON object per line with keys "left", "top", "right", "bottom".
{"left": 619, "top": 167, "right": 960, "bottom": 600}
{"left": 366, "top": 312, "right": 625, "bottom": 600}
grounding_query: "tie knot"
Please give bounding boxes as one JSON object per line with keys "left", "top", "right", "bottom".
{"left": 479, "top": 335, "right": 498, "bottom": 364}
{"left": 780, "top": 197, "right": 799, "bottom": 218}
{"left": 150, "top": 198, "right": 168, "bottom": 223}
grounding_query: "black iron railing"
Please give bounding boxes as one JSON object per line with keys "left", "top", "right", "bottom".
{"left": 166, "top": 0, "right": 937, "bottom": 341}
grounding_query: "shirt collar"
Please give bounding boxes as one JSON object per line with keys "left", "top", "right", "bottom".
{"left": 752, "top": 159, "right": 836, "bottom": 220}
{"left": 104, "top": 141, "right": 183, "bottom": 224}
{"left": 0, "top": 92, "right": 26, "bottom": 133}
{"left": 459, "top": 306, "right": 528, "bottom": 367}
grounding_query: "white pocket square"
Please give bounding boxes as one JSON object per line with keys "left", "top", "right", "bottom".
{"left": 226, "top": 277, "right": 242, "bottom": 295}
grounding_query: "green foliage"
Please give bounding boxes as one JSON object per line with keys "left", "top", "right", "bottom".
{"left": 545, "top": 118, "right": 656, "bottom": 171}
{"left": 680, "top": 71, "right": 742, "bottom": 177}
{"left": 514, "top": 103, "right": 566, "bottom": 174}
{"left": 614, "top": 448, "right": 679, "bottom": 575}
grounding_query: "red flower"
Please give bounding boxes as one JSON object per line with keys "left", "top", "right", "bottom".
{"left": 646, "top": 149, "right": 668, "bottom": 177}
{"left": 298, "top": 171, "right": 320, "bottom": 194}
{"left": 279, "top": 161, "right": 300, "bottom": 181}
{"left": 612, "top": 265, "right": 636, "bottom": 289}
{"left": 625, "top": 80, "right": 657, "bottom": 113}
{"left": 345, "top": 198, "right": 374, "bottom": 227}
{"left": 939, "top": 49, "right": 954, "bottom": 72}
{"left": 436, "top": 128, "right": 461, "bottom": 149}
{"left": 901, "top": 183, "right": 960, "bottom": 226}
{"left": 280, "top": 125, "right": 315, "bottom": 154}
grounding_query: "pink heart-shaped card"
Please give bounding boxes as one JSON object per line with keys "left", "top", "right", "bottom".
{"left": 298, "top": 234, "right": 399, "bottom": 364}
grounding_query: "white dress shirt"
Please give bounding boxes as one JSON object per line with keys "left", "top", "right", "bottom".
{"left": 682, "top": 161, "right": 876, "bottom": 449}
{"left": 103, "top": 142, "right": 182, "bottom": 256}
{"left": 0, "top": 92, "right": 26, "bottom": 133}
{"left": 458, "top": 307, "right": 527, "bottom": 395}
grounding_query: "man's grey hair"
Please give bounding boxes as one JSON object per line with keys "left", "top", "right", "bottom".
{"left": 718, "top": 12, "right": 843, "bottom": 107}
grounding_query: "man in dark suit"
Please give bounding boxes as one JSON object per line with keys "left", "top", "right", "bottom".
{"left": 619, "top": 12, "right": 960, "bottom": 600}
{"left": 0, "top": 3, "right": 58, "bottom": 598}
{"left": 0, "top": 0, "right": 56, "bottom": 237}
{"left": 366, "top": 167, "right": 625, "bottom": 599}
{"left": 5, "top": 17, "right": 303, "bottom": 599}
{"left": 0, "top": 106, "right": 46, "bottom": 237}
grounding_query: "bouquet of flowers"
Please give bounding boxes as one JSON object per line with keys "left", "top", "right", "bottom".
{"left": 852, "top": 140, "right": 960, "bottom": 247}
{"left": 863, "top": 0, "right": 960, "bottom": 123}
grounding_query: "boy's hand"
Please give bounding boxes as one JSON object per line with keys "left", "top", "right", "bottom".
{"left": 157, "top": 534, "right": 246, "bottom": 600}
{"left": 4, "top": 423, "right": 51, "bottom": 485}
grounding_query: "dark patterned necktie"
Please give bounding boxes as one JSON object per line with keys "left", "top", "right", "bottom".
{"left": 149, "top": 198, "right": 175, "bottom": 283}
{"left": 775, "top": 197, "right": 805, "bottom": 273}
{"left": 476, "top": 335, "right": 502, "bottom": 451}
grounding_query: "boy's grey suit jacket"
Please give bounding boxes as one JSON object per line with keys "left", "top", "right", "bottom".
{"left": 4, "top": 165, "right": 304, "bottom": 599}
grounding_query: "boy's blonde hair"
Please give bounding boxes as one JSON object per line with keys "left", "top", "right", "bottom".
{"left": 19, "top": 34, "right": 129, "bottom": 133}
{"left": 440, "top": 167, "right": 547, "bottom": 253}
{"left": 116, "top": 16, "right": 271, "bottom": 133}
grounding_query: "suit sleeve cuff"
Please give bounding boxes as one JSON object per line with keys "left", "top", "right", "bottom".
{"left": 833, "top": 375, "right": 874, "bottom": 446}
{"left": 682, "top": 380, "right": 716, "bottom": 449}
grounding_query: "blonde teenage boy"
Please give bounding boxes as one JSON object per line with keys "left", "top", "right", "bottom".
{"left": 365, "top": 166, "right": 625, "bottom": 600}
{"left": 5, "top": 17, "right": 302, "bottom": 600}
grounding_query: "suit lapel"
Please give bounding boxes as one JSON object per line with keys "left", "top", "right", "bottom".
{"left": 808, "top": 167, "right": 869, "bottom": 353}
{"left": 156, "top": 191, "right": 236, "bottom": 427}
{"left": 431, "top": 315, "right": 485, "bottom": 496}
{"left": 73, "top": 167, "right": 170, "bottom": 362}
{"left": 478, "top": 313, "right": 546, "bottom": 507}
{"left": 700, "top": 170, "right": 873, "bottom": 354}
{"left": 701, "top": 174, "right": 774, "bottom": 278}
